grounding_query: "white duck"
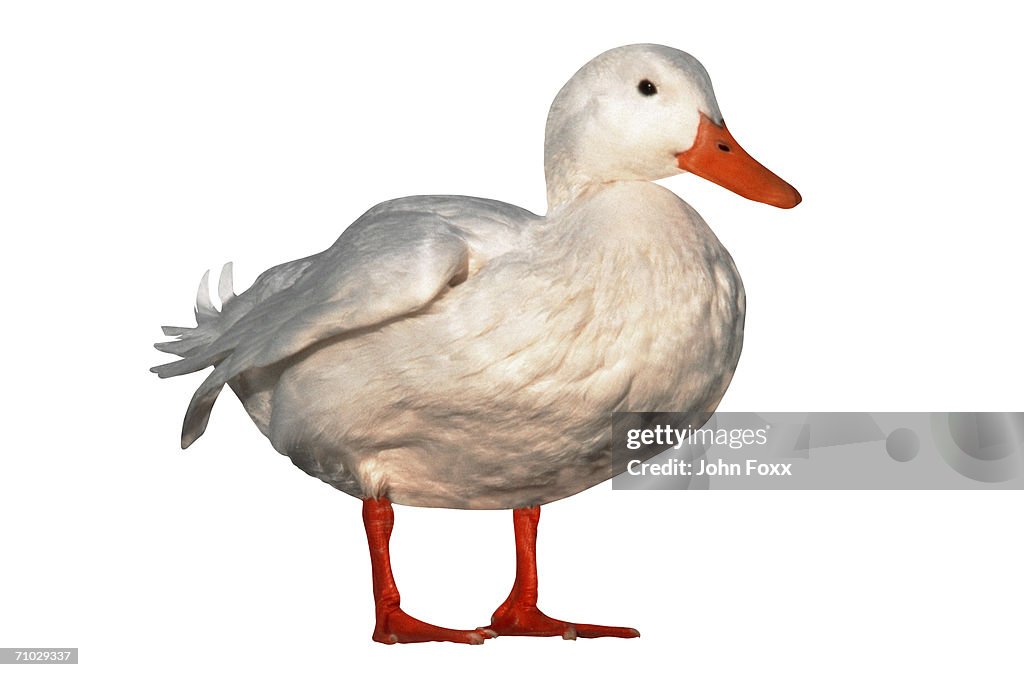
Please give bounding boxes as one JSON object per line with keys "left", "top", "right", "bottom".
{"left": 154, "top": 44, "right": 800, "bottom": 644}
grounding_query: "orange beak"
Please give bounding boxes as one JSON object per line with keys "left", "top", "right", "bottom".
{"left": 676, "top": 113, "right": 801, "bottom": 209}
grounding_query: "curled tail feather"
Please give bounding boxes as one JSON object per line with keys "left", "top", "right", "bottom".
{"left": 152, "top": 264, "right": 235, "bottom": 374}
{"left": 152, "top": 264, "right": 237, "bottom": 448}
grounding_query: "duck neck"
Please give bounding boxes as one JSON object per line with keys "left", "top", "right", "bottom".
{"left": 544, "top": 153, "right": 596, "bottom": 212}
{"left": 543, "top": 100, "right": 602, "bottom": 212}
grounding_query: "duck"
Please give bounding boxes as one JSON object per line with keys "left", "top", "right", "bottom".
{"left": 153, "top": 43, "right": 800, "bottom": 644}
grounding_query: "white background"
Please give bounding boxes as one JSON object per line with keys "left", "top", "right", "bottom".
{"left": 2, "top": 1, "right": 1022, "bottom": 675}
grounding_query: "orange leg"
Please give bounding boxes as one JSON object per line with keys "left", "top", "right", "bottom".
{"left": 482, "top": 505, "right": 640, "bottom": 639}
{"left": 363, "top": 497, "right": 488, "bottom": 644}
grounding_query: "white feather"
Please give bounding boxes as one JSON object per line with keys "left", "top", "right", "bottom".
{"left": 217, "top": 262, "right": 235, "bottom": 307}
{"left": 194, "top": 270, "right": 215, "bottom": 320}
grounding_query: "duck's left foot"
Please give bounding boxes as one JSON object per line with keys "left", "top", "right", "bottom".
{"left": 482, "top": 603, "right": 639, "bottom": 640}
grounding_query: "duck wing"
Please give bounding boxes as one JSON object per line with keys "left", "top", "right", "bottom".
{"left": 153, "top": 196, "right": 534, "bottom": 448}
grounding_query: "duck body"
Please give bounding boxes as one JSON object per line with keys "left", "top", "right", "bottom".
{"left": 261, "top": 181, "right": 743, "bottom": 508}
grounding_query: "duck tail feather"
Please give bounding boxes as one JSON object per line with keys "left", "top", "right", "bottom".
{"left": 151, "top": 266, "right": 236, "bottom": 374}
{"left": 217, "top": 262, "right": 236, "bottom": 307}
{"left": 180, "top": 371, "right": 227, "bottom": 448}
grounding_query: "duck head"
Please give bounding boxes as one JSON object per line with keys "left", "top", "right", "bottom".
{"left": 544, "top": 44, "right": 801, "bottom": 210}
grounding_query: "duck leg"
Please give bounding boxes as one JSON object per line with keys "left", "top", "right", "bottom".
{"left": 482, "top": 505, "right": 640, "bottom": 639}
{"left": 362, "top": 497, "right": 488, "bottom": 644}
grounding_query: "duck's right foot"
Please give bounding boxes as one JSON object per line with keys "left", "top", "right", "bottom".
{"left": 373, "top": 607, "right": 490, "bottom": 645}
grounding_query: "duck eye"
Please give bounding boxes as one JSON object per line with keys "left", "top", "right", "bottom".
{"left": 637, "top": 79, "right": 657, "bottom": 96}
